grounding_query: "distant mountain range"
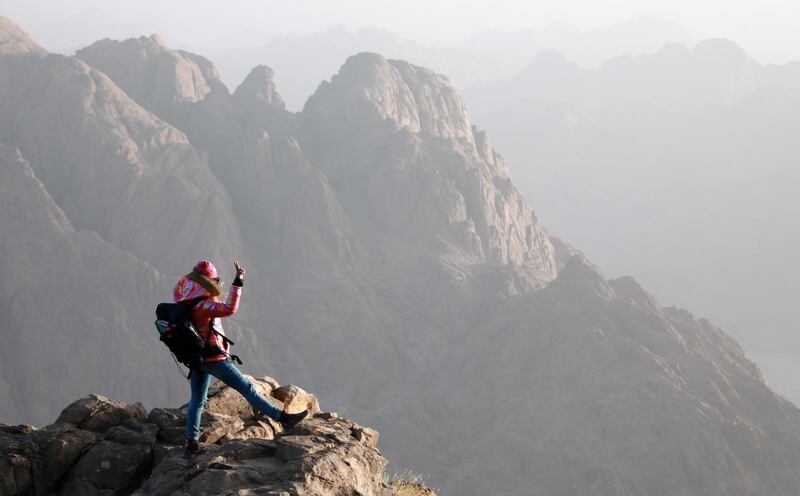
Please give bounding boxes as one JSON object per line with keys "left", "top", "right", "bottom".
{"left": 208, "top": 18, "right": 693, "bottom": 110}
{"left": 3, "top": 16, "right": 800, "bottom": 495}
{"left": 463, "top": 39, "right": 800, "bottom": 366}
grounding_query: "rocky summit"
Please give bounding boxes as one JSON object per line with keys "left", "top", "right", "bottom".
{"left": 0, "top": 376, "right": 424, "bottom": 496}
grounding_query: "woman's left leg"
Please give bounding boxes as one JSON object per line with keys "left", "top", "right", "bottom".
{"left": 186, "top": 369, "right": 213, "bottom": 440}
{"left": 204, "top": 360, "right": 283, "bottom": 421}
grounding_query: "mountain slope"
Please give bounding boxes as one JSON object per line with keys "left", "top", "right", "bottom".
{"left": 0, "top": 19, "right": 250, "bottom": 424}
{"left": 445, "top": 256, "right": 800, "bottom": 494}
{"left": 0, "top": 45, "right": 242, "bottom": 275}
{"left": 464, "top": 39, "right": 800, "bottom": 360}
{"left": 0, "top": 144, "right": 179, "bottom": 423}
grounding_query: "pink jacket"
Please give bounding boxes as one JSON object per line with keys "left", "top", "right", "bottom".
{"left": 173, "top": 276, "right": 241, "bottom": 363}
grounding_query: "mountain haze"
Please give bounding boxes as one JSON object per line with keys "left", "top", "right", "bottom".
{"left": 464, "top": 39, "right": 800, "bottom": 365}
{"left": 211, "top": 18, "right": 693, "bottom": 109}
{"left": 2, "top": 16, "right": 800, "bottom": 494}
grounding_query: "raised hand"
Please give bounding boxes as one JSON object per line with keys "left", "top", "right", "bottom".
{"left": 233, "top": 261, "right": 246, "bottom": 280}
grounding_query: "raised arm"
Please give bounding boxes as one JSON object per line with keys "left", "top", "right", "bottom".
{"left": 194, "top": 261, "right": 246, "bottom": 319}
{"left": 195, "top": 285, "right": 241, "bottom": 318}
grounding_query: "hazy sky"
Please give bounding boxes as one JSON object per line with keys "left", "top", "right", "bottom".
{"left": 2, "top": 0, "right": 800, "bottom": 64}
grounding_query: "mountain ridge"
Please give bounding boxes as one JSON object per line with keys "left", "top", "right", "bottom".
{"left": 462, "top": 32, "right": 800, "bottom": 362}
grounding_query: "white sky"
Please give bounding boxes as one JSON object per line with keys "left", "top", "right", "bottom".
{"left": 2, "top": 0, "right": 800, "bottom": 64}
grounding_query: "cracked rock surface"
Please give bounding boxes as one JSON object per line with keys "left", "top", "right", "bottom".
{"left": 1, "top": 376, "right": 412, "bottom": 496}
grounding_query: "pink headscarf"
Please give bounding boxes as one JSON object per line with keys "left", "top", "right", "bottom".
{"left": 193, "top": 260, "right": 218, "bottom": 279}
{"left": 173, "top": 260, "right": 221, "bottom": 302}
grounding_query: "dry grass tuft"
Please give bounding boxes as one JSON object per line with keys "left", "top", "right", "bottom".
{"left": 384, "top": 469, "right": 437, "bottom": 496}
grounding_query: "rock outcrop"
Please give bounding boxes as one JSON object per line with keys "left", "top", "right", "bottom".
{"left": 233, "top": 65, "right": 286, "bottom": 110}
{"left": 0, "top": 378, "right": 414, "bottom": 496}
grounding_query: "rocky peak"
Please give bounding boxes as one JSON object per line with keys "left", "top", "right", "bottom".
{"left": 0, "top": 16, "right": 45, "bottom": 55}
{"left": 303, "top": 52, "right": 475, "bottom": 145}
{"left": 75, "top": 34, "right": 224, "bottom": 109}
{"left": 147, "top": 33, "right": 168, "bottom": 49}
{"left": 0, "top": 376, "right": 427, "bottom": 495}
{"left": 300, "top": 52, "right": 558, "bottom": 284}
{"left": 232, "top": 64, "right": 285, "bottom": 110}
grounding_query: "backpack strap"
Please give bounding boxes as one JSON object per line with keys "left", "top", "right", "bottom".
{"left": 188, "top": 296, "right": 243, "bottom": 365}
{"left": 184, "top": 296, "right": 209, "bottom": 309}
{"left": 206, "top": 322, "right": 241, "bottom": 364}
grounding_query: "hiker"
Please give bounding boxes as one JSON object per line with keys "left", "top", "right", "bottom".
{"left": 173, "top": 259, "right": 308, "bottom": 453}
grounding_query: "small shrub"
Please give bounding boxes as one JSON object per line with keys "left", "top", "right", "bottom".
{"left": 385, "top": 469, "right": 436, "bottom": 496}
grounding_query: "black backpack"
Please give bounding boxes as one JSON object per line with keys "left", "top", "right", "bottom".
{"left": 155, "top": 297, "right": 242, "bottom": 376}
{"left": 155, "top": 297, "right": 209, "bottom": 370}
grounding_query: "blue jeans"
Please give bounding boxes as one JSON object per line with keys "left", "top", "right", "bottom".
{"left": 186, "top": 359, "right": 283, "bottom": 440}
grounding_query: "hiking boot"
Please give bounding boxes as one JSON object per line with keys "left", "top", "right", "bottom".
{"left": 185, "top": 438, "right": 205, "bottom": 455}
{"left": 279, "top": 410, "right": 308, "bottom": 431}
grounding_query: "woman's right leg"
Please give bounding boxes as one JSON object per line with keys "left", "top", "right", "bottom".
{"left": 204, "top": 360, "right": 283, "bottom": 421}
{"left": 186, "top": 368, "right": 213, "bottom": 440}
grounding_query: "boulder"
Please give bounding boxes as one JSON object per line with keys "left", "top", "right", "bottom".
{"left": 352, "top": 426, "right": 380, "bottom": 448}
{"left": 147, "top": 408, "right": 186, "bottom": 445}
{"left": 54, "top": 394, "right": 147, "bottom": 433}
{"left": 59, "top": 439, "right": 153, "bottom": 495}
{"left": 205, "top": 376, "right": 277, "bottom": 418}
{"left": 220, "top": 419, "right": 277, "bottom": 442}
{"left": 198, "top": 411, "right": 246, "bottom": 444}
{"left": 271, "top": 384, "right": 321, "bottom": 415}
{"left": 0, "top": 423, "right": 96, "bottom": 495}
{"left": 104, "top": 422, "right": 158, "bottom": 446}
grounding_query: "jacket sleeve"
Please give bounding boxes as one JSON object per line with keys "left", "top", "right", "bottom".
{"left": 194, "top": 285, "right": 241, "bottom": 319}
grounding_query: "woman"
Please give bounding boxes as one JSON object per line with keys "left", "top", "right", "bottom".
{"left": 173, "top": 259, "right": 308, "bottom": 453}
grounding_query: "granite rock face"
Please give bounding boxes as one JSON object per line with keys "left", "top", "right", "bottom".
{"left": 1, "top": 378, "right": 413, "bottom": 496}
{"left": 0, "top": 144, "right": 184, "bottom": 424}
{"left": 0, "top": 46, "right": 242, "bottom": 275}
{"left": 301, "top": 53, "right": 557, "bottom": 285}
{"left": 75, "top": 35, "right": 223, "bottom": 109}
{"left": 77, "top": 40, "right": 557, "bottom": 289}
